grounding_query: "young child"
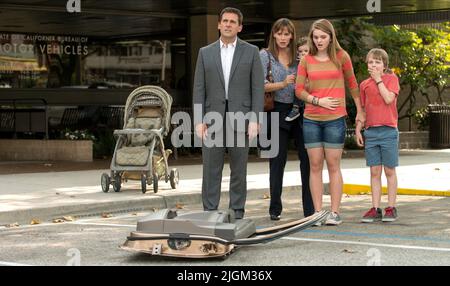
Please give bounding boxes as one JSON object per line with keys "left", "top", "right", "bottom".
{"left": 356, "top": 48, "right": 400, "bottom": 223}
{"left": 285, "top": 37, "right": 309, "bottom": 121}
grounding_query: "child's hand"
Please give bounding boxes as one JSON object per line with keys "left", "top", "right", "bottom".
{"left": 355, "top": 118, "right": 365, "bottom": 147}
{"left": 355, "top": 131, "right": 364, "bottom": 147}
{"left": 368, "top": 67, "right": 382, "bottom": 82}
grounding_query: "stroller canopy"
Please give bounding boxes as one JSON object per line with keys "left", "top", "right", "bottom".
{"left": 123, "top": 85, "right": 173, "bottom": 136}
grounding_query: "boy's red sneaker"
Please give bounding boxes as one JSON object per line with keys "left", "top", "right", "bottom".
{"left": 382, "top": 207, "right": 398, "bottom": 222}
{"left": 361, "top": 207, "right": 382, "bottom": 223}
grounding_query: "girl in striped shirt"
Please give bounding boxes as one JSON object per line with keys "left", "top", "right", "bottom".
{"left": 295, "top": 19, "right": 365, "bottom": 225}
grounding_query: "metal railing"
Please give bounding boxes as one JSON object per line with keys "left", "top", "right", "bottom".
{"left": 0, "top": 98, "right": 48, "bottom": 139}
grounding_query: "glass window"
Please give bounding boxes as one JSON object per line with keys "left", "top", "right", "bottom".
{"left": 0, "top": 33, "right": 171, "bottom": 89}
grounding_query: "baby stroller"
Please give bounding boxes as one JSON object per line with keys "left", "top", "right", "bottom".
{"left": 101, "top": 85, "right": 179, "bottom": 194}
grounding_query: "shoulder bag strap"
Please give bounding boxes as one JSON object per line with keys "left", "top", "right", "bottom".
{"left": 265, "top": 49, "right": 273, "bottom": 82}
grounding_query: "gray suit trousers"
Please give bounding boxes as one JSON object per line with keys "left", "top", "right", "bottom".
{"left": 201, "top": 112, "right": 249, "bottom": 213}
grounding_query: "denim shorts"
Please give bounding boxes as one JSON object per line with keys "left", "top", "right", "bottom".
{"left": 303, "top": 117, "right": 346, "bottom": 149}
{"left": 364, "top": 126, "right": 399, "bottom": 168}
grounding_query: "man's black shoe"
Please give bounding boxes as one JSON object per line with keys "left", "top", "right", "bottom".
{"left": 234, "top": 210, "right": 244, "bottom": 219}
{"left": 270, "top": 214, "right": 280, "bottom": 221}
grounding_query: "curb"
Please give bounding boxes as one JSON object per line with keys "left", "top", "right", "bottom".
{"left": 343, "top": 184, "right": 450, "bottom": 197}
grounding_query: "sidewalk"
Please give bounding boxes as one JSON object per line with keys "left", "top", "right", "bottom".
{"left": 0, "top": 149, "right": 449, "bottom": 225}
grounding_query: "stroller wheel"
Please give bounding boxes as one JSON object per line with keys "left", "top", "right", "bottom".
{"left": 141, "top": 174, "right": 147, "bottom": 194}
{"left": 153, "top": 174, "right": 158, "bottom": 193}
{"left": 170, "top": 168, "right": 179, "bottom": 189}
{"left": 113, "top": 175, "right": 122, "bottom": 192}
{"left": 101, "top": 173, "right": 110, "bottom": 193}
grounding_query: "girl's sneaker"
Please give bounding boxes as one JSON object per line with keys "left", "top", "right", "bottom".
{"left": 325, "top": 212, "right": 342, "bottom": 225}
{"left": 361, "top": 207, "right": 382, "bottom": 223}
{"left": 382, "top": 207, "right": 398, "bottom": 222}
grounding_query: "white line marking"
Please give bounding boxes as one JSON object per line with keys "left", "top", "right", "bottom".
{"left": 283, "top": 237, "right": 450, "bottom": 252}
{"left": 0, "top": 261, "right": 33, "bottom": 266}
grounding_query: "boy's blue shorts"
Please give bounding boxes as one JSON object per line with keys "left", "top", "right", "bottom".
{"left": 364, "top": 126, "right": 399, "bottom": 168}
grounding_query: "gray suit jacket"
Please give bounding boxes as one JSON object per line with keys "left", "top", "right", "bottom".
{"left": 193, "top": 38, "right": 265, "bottom": 132}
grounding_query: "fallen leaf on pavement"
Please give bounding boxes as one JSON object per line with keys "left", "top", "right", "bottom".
{"left": 343, "top": 249, "right": 356, "bottom": 254}
{"left": 175, "top": 203, "right": 184, "bottom": 209}
{"left": 63, "top": 216, "right": 74, "bottom": 222}
{"left": 131, "top": 213, "right": 138, "bottom": 216}
{"left": 101, "top": 213, "right": 113, "bottom": 218}
{"left": 5, "top": 222, "right": 19, "bottom": 228}
{"left": 52, "top": 219, "right": 65, "bottom": 223}
{"left": 263, "top": 193, "right": 270, "bottom": 199}
{"left": 30, "top": 219, "right": 41, "bottom": 225}
{"left": 55, "top": 192, "right": 60, "bottom": 195}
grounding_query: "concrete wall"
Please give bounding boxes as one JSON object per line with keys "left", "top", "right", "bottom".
{"left": 399, "top": 131, "right": 429, "bottom": 149}
{"left": 0, "top": 140, "right": 93, "bottom": 162}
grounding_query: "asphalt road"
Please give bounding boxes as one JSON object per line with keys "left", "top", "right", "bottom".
{"left": 0, "top": 193, "right": 449, "bottom": 266}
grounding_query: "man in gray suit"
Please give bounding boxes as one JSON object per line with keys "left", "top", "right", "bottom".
{"left": 193, "top": 7, "right": 264, "bottom": 219}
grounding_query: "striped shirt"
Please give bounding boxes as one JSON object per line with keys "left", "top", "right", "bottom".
{"left": 295, "top": 49, "right": 359, "bottom": 121}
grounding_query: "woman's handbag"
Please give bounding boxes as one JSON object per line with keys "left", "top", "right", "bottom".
{"left": 264, "top": 50, "right": 275, "bottom": 111}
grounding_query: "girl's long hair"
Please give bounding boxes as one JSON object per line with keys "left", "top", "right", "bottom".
{"left": 308, "top": 19, "right": 342, "bottom": 69}
{"left": 267, "top": 18, "right": 297, "bottom": 66}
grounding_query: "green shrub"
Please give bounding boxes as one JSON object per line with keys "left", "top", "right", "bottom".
{"left": 413, "top": 107, "right": 430, "bottom": 130}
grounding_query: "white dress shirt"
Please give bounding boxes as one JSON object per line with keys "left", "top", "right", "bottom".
{"left": 220, "top": 37, "right": 237, "bottom": 99}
